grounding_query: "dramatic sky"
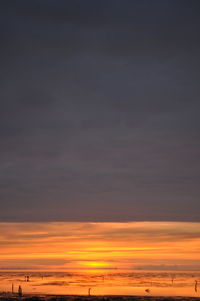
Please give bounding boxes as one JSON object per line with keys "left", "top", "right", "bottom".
{"left": 1, "top": 222, "right": 200, "bottom": 271}
{"left": 0, "top": 0, "right": 200, "bottom": 222}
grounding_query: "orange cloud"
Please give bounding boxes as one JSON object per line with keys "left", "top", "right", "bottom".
{"left": 0, "top": 222, "right": 200, "bottom": 270}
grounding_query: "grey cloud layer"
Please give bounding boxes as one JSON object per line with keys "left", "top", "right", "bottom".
{"left": 0, "top": 0, "right": 200, "bottom": 221}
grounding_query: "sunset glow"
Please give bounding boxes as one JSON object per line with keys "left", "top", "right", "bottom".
{"left": 1, "top": 1, "right": 200, "bottom": 299}
{"left": 1, "top": 222, "right": 200, "bottom": 271}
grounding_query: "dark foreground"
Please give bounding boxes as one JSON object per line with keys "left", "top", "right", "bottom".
{"left": 0, "top": 295, "right": 199, "bottom": 301}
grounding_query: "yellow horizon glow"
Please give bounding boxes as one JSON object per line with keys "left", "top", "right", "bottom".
{"left": 0, "top": 222, "right": 200, "bottom": 271}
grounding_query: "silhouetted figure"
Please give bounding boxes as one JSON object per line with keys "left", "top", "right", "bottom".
{"left": 88, "top": 288, "right": 91, "bottom": 296}
{"left": 195, "top": 280, "right": 198, "bottom": 292}
{"left": 27, "top": 275, "right": 30, "bottom": 282}
{"left": 12, "top": 283, "right": 14, "bottom": 294}
{"left": 18, "top": 285, "right": 22, "bottom": 297}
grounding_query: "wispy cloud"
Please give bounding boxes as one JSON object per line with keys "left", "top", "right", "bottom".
{"left": 0, "top": 222, "right": 200, "bottom": 270}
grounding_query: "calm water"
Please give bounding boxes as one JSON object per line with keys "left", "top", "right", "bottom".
{"left": 0, "top": 270, "right": 200, "bottom": 297}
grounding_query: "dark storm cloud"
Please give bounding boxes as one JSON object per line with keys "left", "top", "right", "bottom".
{"left": 0, "top": 0, "right": 200, "bottom": 221}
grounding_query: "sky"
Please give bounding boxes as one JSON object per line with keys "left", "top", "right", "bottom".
{"left": 0, "top": 222, "right": 200, "bottom": 271}
{"left": 0, "top": 0, "right": 200, "bottom": 222}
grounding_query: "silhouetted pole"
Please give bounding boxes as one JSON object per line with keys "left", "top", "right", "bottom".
{"left": 18, "top": 285, "right": 22, "bottom": 297}
{"left": 195, "top": 280, "right": 198, "bottom": 292}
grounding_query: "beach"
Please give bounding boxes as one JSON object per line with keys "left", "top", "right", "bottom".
{"left": 0, "top": 270, "right": 199, "bottom": 299}
{"left": 0, "top": 294, "right": 200, "bottom": 301}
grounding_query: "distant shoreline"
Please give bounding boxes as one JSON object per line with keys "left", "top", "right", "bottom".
{"left": 0, "top": 294, "right": 200, "bottom": 301}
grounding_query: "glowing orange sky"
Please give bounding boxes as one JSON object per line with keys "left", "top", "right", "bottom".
{"left": 0, "top": 222, "right": 200, "bottom": 271}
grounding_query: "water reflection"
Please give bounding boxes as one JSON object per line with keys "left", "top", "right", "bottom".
{"left": 0, "top": 270, "right": 199, "bottom": 297}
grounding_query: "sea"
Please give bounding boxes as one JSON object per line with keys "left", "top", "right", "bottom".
{"left": 0, "top": 270, "right": 200, "bottom": 297}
